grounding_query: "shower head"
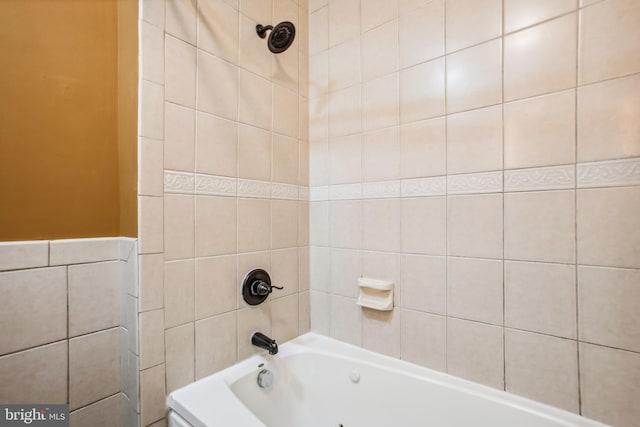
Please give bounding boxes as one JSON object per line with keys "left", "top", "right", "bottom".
{"left": 256, "top": 21, "right": 296, "bottom": 54}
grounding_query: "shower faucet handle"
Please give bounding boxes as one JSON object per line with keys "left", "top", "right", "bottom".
{"left": 250, "top": 280, "right": 284, "bottom": 296}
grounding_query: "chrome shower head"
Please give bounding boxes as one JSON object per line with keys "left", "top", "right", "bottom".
{"left": 256, "top": 21, "right": 296, "bottom": 54}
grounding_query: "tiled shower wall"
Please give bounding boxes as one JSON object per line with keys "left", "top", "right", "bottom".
{"left": 0, "top": 238, "right": 139, "bottom": 426}
{"left": 137, "top": 0, "right": 310, "bottom": 425}
{"left": 308, "top": 0, "right": 640, "bottom": 426}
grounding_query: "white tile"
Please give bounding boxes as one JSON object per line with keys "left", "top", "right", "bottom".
{"left": 0, "top": 240, "right": 48, "bottom": 271}
{"left": 50, "top": 238, "right": 120, "bottom": 265}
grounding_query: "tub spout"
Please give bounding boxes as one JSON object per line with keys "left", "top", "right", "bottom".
{"left": 252, "top": 332, "right": 278, "bottom": 355}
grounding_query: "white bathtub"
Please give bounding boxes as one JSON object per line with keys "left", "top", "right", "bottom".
{"left": 167, "top": 333, "right": 607, "bottom": 427}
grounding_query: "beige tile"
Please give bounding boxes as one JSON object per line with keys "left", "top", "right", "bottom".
{"left": 329, "top": 295, "right": 361, "bottom": 346}
{"left": 238, "top": 124, "right": 272, "bottom": 181}
{"left": 448, "top": 257, "right": 503, "bottom": 325}
{"left": 140, "top": 138, "right": 163, "bottom": 196}
{"left": 299, "top": 246, "right": 310, "bottom": 291}
{"left": 272, "top": 200, "right": 299, "bottom": 249}
{"left": 310, "top": 0, "right": 327, "bottom": 12}
{"left": 362, "top": 199, "right": 401, "bottom": 252}
{"left": 69, "top": 328, "right": 121, "bottom": 410}
{"left": 239, "top": 70, "right": 272, "bottom": 130}
{"left": 164, "top": 102, "right": 195, "bottom": 172}
{"left": 140, "top": 80, "right": 164, "bottom": 140}
{"left": 401, "top": 255, "right": 446, "bottom": 314}
{"left": 401, "top": 310, "right": 446, "bottom": 371}
{"left": 310, "top": 247, "right": 330, "bottom": 292}
{"left": 198, "top": 50, "right": 239, "bottom": 120}
{"left": 447, "top": 40, "right": 502, "bottom": 113}
{"left": 362, "top": 308, "right": 401, "bottom": 358}
{"left": 445, "top": 0, "right": 502, "bottom": 52}
{"left": 400, "top": 117, "right": 446, "bottom": 178}
{"left": 238, "top": 198, "right": 271, "bottom": 253}
{"left": 274, "top": 85, "right": 299, "bottom": 137}
{"left": 329, "top": 200, "right": 362, "bottom": 249}
{"left": 361, "top": 0, "right": 397, "bottom": 32}
{"left": 577, "top": 187, "right": 640, "bottom": 269}
{"left": 504, "top": 90, "right": 576, "bottom": 169}
{"left": 196, "top": 255, "right": 237, "bottom": 320}
{"left": 505, "top": 261, "right": 577, "bottom": 338}
{"left": 400, "top": 58, "right": 445, "bottom": 123}
{"left": 579, "top": 266, "right": 640, "bottom": 353}
{"left": 309, "top": 51, "right": 329, "bottom": 98}
{"left": 362, "top": 251, "right": 401, "bottom": 306}
{"left": 505, "top": 330, "right": 579, "bottom": 413}
{"left": 580, "top": 343, "right": 640, "bottom": 427}
{"left": 362, "top": 127, "right": 400, "bottom": 182}
{"left": 138, "top": 196, "right": 164, "bottom": 254}
{"left": 299, "top": 138, "right": 310, "bottom": 186}
{"left": 164, "top": 260, "right": 195, "bottom": 328}
{"left": 504, "top": 14, "right": 577, "bottom": 101}
{"left": 140, "top": 364, "right": 166, "bottom": 426}
{"left": 271, "top": 248, "right": 300, "bottom": 297}
{"left": 447, "top": 318, "right": 504, "bottom": 389}
{"left": 310, "top": 201, "right": 329, "bottom": 246}
{"left": 238, "top": 304, "right": 271, "bottom": 358}
{"left": 140, "top": 254, "right": 164, "bottom": 312}
{"left": 401, "top": 197, "right": 446, "bottom": 255}
{"left": 241, "top": 0, "right": 272, "bottom": 22}
{"left": 273, "top": 135, "right": 299, "bottom": 184}
{"left": 399, "top": 1, "right": 444, "bottom": 69}
{"left": 198, "top": 0, "right": 239, "bottom": 63}
{"left": 309, "top": 7, "right": 328, "bottom": 55}
{"left": 0, "top": 267, "right": 66, "bottom": 355}
{"left": 329, "top": 134, "right": 361, "bottom": 184}
{"left": 165, "top": 35, "right": 196, "bottom": 108}
{"left": 196, "top": 112, "right": 238, "bottom": 177}
{"left": 299, "top": 291, "right": 311, "bottom": 334}
{"left": 505, "top": 190, "right": 575, "bottom": 263}
{"left": 328, "top": 0, "right": 359, "bottom": 47}
{"left": 272, "top": 294, "right": 299, "bottom": 343}
{"left": 69, "top": 393, "right": 124, "bottom": 427}
{"left": 195, "top": 196, "right": 237, "bottom": 257}
{"left": 240, "top": 14, "right": 272, "bottom": 79}
{"left": 447, "top": 194, "right": 503, "bottom": 259}
{"left": 505, "top": 0, "right": 576, "bottom": 33}
{"left": 361, "top": 20, "right": 398, "bottom": 82}
{"left": 147, "top": 419, "right": 167, "bottom": 427}
{"left": 195, "top": 312, "right": 237, "bottom": 378}
{"left": 139, "top": 309, "right": 165, "bottom": 369}
{"left": 142, "top": 0, "right": 165, "bottom": 27}
{"left": 166, "top": 0, "right": 197, "bottom": 43}
{"left": 309, "top": 137, "right": 328, "bottom": 185}
{"left": 329, "top": 85, "right": 361, "bottom": 137}
{"left": 165, "top": 323, "right": 195, "bottom": 393}
{"left": 447, "top": 105, "right": 502, "bottom": 174}
{"left": 0, "top": 241, "right": 48, "bottom": 271}
{"left": 363, "top": 74, "right": 399, "bottom": 132}
{"left": 310, "top": 290, "right": 330, "bottom": 334}
{"left": 272, "top": 42, "right": 299, "bottom": 92}
{"left": 328, "top": 38, "right": 360, "bottom": 91}
{"left": 329, "top": 249, "right": 361, "bottom": 298}
{"left": 0, "top": 342, "right": 67, "bottom": 404}
{"left": 164, "top": 195, "right": 195, "bottom": 261}
{"left": 579, "top": 0, "right": 640, "bottom": 84}
{"left": 577, "top": 74, "right": 640, "bottom": 162}
{"left": 69, "top": 262, "right": 120, "bottom": 337}
{"left": 141, "top": 21, "right": 164, "bottom": 84}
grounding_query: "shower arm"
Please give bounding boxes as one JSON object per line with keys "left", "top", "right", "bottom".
{"left": 256, "top": 24, "right": 274, "bottom": 39}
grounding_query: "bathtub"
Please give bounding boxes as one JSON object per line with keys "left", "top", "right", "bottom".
{"left": 167, "top": 333, "right": 606, "bottom": 427}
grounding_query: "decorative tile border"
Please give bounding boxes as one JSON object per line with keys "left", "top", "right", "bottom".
{"left": 299, "top": 186, "right": 310, "bottom": 201}
{"left": 330, "top": 183, "right": 362, "bottom": 200}
{"left": 577, "top": 157, "right": 640, "bottom": 189}
{"left": 447, "top": 171, "right": 503, "bottom": 195}
{"left": 401, "top": 176, "right": 446, "bottom": 197}
{"left": 309, "top": 186, "right": 329, "bottom": 201}
{"left": 238, "top": 179, "right": 271, "bottom": 198}
{"left": 505, "top": 165, "right": 575, "bottom": 192}
{"left": 272, "top": 183, "right": 299, "bottom": 200}
{"left": 195, "top": 174, "right": 237, "bottom": 196}
{"left": 164, "top": 171, "right": 195, "bottom": 194}
{"left": 363, "top": 181, "right": 401, "bottom": 199}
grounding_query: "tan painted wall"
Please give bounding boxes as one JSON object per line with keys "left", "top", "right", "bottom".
{"left": 0, "top": 0, "right": 137, "bottom": 241}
